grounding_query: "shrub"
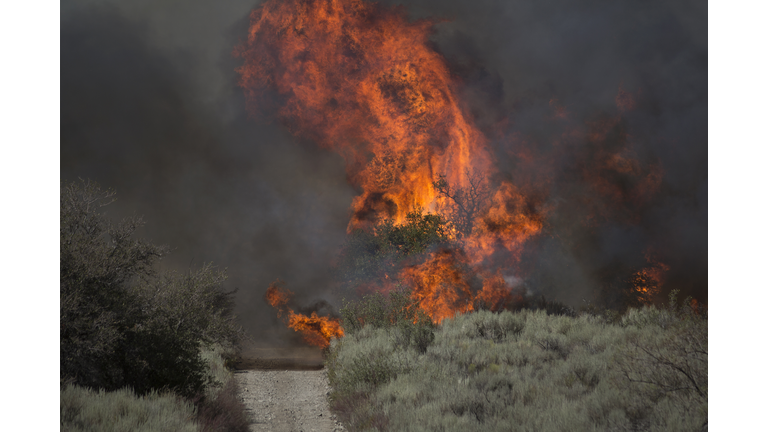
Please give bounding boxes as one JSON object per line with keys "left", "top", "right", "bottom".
{"left": 339, "top": 288, "right": 436, "bottom": 354}
{"left": 194, "top": 378, "right": 250, "bottom": 432}
{"left": 336, "top": 209, "right": 450, "bottom": 292}
{"left": 60, "top": 179, "right": 167, "bottom": 392}
{"left": 61, "top": 352, "right": 250, "bottom": 432}
{"left": 328, "top": 305, "right": 707, "bottom": 431}
{"left": 60, "top": 179, "right": 243, "bottom": 398}
{"left": 60, "top": 384, "right": 197, "bottom": 432}
{"left": 128, "top": 265, "right": 244, "bottom": 397}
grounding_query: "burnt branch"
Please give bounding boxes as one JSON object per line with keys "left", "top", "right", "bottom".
{"left": 433, "top": 169, "right": 491, "bottom": 237}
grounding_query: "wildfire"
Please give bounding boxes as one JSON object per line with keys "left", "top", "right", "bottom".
{"left": 630, "top": 252, "right": 670, "bottom": 305}
{"left": 465, "top": 181, "right": 545, "bottom": 265}
{"left": 475, "top": 271, "right": 526, "bottom": 312}
{"left": 265, "top": 281, "right": 344, "bottom": 348}
{"left": 235, "top": 0, "right": 493, "bottom": 230}
{"left": 399, "top": 250, "right": 529, "bottom": 323}
{"left": 400, "top": 248, "right": 475, "bottom": 323}
{"left": 240, "top": 0, "right": 668, "bottom": 336}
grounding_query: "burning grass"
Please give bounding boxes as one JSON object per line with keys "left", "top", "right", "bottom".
{"left": 326, "top": 291, "right": 707, "bottom": 431}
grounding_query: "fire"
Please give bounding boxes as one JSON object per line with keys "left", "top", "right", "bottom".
{"left": 399, "top": 250, "right": 527, "bottom": 323}
{"left": 475, "top": 271, "right": 526, "bottom": 312}
{"left": 235, "top": 0, "right": 493, "bottom": 230}
{"left": 264, "top": 281, "right": 291, "bottom": 316}
{"left": 465, "top": 181, "right": 545, "bottom": 265}
{"left": 265, "top": 281, "right": 344, "bottom": 348}
{"left": 630, "top": 252, "right": 670, "bottom": 305}
{"left": 400, "top": 248, "right": 475, "bottom": 323}
{"left": 240, "top": 0, "right": 667, "bottom": 333}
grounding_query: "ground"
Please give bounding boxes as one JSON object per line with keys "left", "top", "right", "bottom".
{"left": 234, "top": 345, "right": 346, "bottom": 432}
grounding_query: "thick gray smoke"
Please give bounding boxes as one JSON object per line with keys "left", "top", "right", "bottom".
{"left": 379, "top": 0, "right": 706, "bottom": 307}
{"left": 61, "top": 0, "right": 706, "bottom": 341}
{"left": 61, "top": 0, "right": 357, "bottom": 343}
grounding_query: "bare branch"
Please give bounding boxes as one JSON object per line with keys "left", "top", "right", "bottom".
{"left": 432, "top": 169, "right": 491, "bottom": 237}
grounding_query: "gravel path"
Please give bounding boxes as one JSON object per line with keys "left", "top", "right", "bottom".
{"left": 233, "top": 347, "right": 346, "bottom": 432}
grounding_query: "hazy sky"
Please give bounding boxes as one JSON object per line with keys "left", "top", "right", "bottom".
{"left": 60, "top": 0, "right": 707, "bottom": 340}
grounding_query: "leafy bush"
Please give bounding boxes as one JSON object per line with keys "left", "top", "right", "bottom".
{"left": 61, "top": 179, "right": 167, "bottom": 392}
{"left": 127, "top": 265, "right": 243, "bottom": 397}
{"left": 61, "top": 361, "right": 250, "bottom": 432}
{"left": 61, "top": 179, "right": 249, "bottom": 431}
{"left": 60, "top": 179, "right": 243, "bottom": 398}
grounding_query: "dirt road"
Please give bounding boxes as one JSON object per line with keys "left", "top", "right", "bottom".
{"left": 234, "top": 346, "right": 346, "bottom": 432}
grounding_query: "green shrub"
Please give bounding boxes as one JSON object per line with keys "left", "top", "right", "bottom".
{"left": 60, "top": 179, "right": 243, "bottom": 398}
{"left": 336, "top": 208, "right": 450, "bottom": 292}
{"left": 194, "top": 378, "right": 250, "bottom": 432}
{"left": 328, "top": 304, "right": 707, "bottom": 431}
{"left": 61, "top": 352, "right": 250, "bottom": 432}
{"left": 60, "top": 384, "right": 197, "bottom": 432}
{"left": 340, "top": 288, "right": 436, "bottom": 354}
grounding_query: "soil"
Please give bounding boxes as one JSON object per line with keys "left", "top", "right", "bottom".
{"left": 233, "top": 345, "right": 346, "bottom": 432}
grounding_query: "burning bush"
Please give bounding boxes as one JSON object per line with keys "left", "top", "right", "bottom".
{"left": 336, "top": 208, "right": 451, "bottom": 291}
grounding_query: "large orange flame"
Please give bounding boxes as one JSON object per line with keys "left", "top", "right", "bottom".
{"left": 265, "top": 281, "right": 344, "bottom": 348}
{"left": 399, "top": 250, "right": 528, "bottom": 323}
{"left": 238, "top": 0, "right": 547, "bottom": 327}
{"left": 400, "top": 248, "right": 475, "bottom": 323}
{"left": 235, "top": 0, "right": 493, "bottom": 230}
{"left": 240, "top": 0, "right": 666, "bottom": 331}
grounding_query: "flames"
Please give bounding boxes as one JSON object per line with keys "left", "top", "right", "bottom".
{"left": 239, "top": 0, "right": 681, "bottom": 341}
{"left": 400, "top": 250, "right": 528, "bottom": 323}
{"left": 235, "top": 0, "right": 492, "bottom": 229}
{"left": 400, "top": 248, "right": 474, "bottom": 323}
{"left": 265, "top": 281, "right": 344, "bottom": 348}
{"left": 630, "top": 252, "right": 670, "bottom": 305}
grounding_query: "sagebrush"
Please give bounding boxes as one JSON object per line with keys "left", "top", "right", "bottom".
{"left": 327, "top": 293, "right": 707, "bottom": 432}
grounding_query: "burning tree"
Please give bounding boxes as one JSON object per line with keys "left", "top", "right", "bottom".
{"left": 433, "top": 170, "right": 492, "bottom": 239}
{"left": 336, "top": 208, "right": 450, "bottom": 293}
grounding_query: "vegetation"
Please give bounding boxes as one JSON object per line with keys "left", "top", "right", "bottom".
{"left": 60, "top": 385, "right": 198, "bottom": 432}
{"left": 326, "top": 291, "right": 707, "bottom": 432}
{"left": 336, "top": 208, "right": 450, "bottom": 291}
{"left": 60, "top": 179, "right": 249, "bottom": 431}
{"left": 339, "top": 289, "right": 436, "bottom": 354}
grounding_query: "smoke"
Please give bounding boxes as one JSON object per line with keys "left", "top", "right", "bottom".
{"left": 375, "top": 0, "right": 707, "bottom": 306}
{"left": 61, "top": 0, "right": 356, "bottom": 343}
{"left": 61, "top": 0, "right": 706, "bottom": 342}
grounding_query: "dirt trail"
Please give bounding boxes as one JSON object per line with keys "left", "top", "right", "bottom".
{"left": 233, "top": 346, "right": 346, "bottom": 432}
